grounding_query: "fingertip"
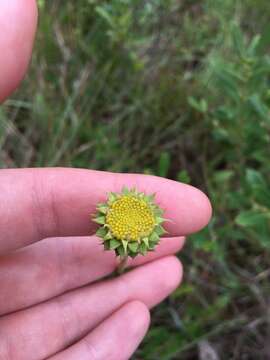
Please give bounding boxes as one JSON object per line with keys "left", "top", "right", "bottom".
{"left": 168, "top": 182, "right": 212, "bottom": 235}
{"left": 0, "top": 0, "right": 38, "bottom": 102}
{"left": 187, "top": 186, "right": 212, "bottom": 233}
{"left": 160, "top": 256, "right": 183, "bottom": 293}
{"left": 171, "top": 235, "right": 186, "bottom": 251}
{"left": 160, "top": 236, "right": 186, "bottom": 253}
{"left": 124, "top": 301, "right": 151, "bottom": 332}
{"left": 138, "top": 256, "right": 183, "bottom": 308}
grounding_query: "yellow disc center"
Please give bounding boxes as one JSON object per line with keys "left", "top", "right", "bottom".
{"left": 106, "top": 195, "right": 155, "bottom": 241}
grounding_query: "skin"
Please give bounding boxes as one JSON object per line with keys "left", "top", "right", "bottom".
{"left": 0, "top": 1, "right": 212, "bottom": 359}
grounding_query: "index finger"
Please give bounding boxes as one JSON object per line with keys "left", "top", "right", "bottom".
{"left": 0, "top": 168, "right": 212, "bottom": 254}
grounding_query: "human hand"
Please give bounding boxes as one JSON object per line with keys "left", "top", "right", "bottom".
{"left": 0, "top": 2, "right": 212, "bottom": 360}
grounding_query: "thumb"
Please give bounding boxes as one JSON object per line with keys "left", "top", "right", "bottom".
{"left": 0, "top": 0, "right": 38, "bottom": 103}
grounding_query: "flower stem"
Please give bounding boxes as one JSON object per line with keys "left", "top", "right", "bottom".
{"left": 117, "top": 255, "right": 128, "bottom": 275}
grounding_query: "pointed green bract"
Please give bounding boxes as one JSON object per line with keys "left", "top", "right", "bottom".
{"left": 122, "top": 186, "right": 129, "bottom": 195}
{"left": 156, "top": 217, "right": 164, "bottom": 224}
{"left": 139, "top": 242, "right": 147, "bottom": 256}
{"left": 149, "top": 241, "right": 157, "bottom": 250}
{"left": 108, "top": 192, "right": 117, "bottom": 203}
{"left": 97, "top": 205, "right": 108, "bottom": 214}
{"left": 154, "top": 208, "right": 164, "bottom": 216}
{"left": 149, "top": 231, "right": 159, "bottom": 242}
{"left": 128, "top": 242, "right": 139, "bottom": 252}
{"left": 94, "top": 216, "right": 106, "bottom": 225}
{"left": 155, "top": 225, "right": 166, "bottom": 236}
{"left": 110, "top": 239, "right": 121, "bottom": 249}
{"left": 93, "top": 187, "right": 166, "bottom": 258}
{"left": 122, "top": 240, "right": 128, "bottom": 253}
{"left": 142, "top": 237, "right": 149, "bottom": 247}
{"left": 129, "top": 252, "right": 138, "bottom": 259}
{"left": 96, "top": 227, "right": 107, "bottom": 237}
{"left": 104, "top": 241, "right": 111, "bottom": 250}
{"left": 116, "top": 246, "right": 125, "bottom": 257}
{"left": 104, "top": 232, "right": 113, "bottom": 240}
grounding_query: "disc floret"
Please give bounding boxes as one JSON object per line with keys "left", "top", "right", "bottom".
{"left": 94, "top": 187, "right": 166, "bottom": 258}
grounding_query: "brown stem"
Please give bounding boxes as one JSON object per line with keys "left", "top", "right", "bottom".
{"left": 117, "top": 255, "right": 128, "bottom": 275}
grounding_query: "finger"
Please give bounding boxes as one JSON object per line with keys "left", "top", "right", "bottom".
{"left": 49, "top": 301, "right": 150, "bottom": 360}
{"left": 0, "top": 235, "right": 185, "bottom": 315}
{"left": 0, "top": 0, "right": 38, "bottom": 103}
{"left": 0, "top": 168, "right": 211, "bottom": 254}
{"left": 0, "top": 256, "right": 182, "bottom": 360}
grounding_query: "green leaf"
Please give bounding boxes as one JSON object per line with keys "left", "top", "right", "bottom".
{"left": 95, "top": 6, "right": 115, "bottom": 28}
{"left": 231, "top": 23, "right": 246, "bottom": 58}
{"left": 128, "top": 242, "right": 139, "bottom": 252}
{"left": 246, "top": 169, "right": 267, "bottom": 188}
{"left": 252, "top": 187, "right": 270, "bottom": 208}
{"left": 235, "top": 210, "right": 270, "bottom": 227}
{"left": 177, "top": 170, "right": 191, "bottom": 184}
{"left": 214, "top": 170, "right": 234, "bottom": 183}
{"left": 93, "top": 216, "right": 106, "bottom": 225}
{"left": 248, "top": 34, "right": 261, "bottom": 56}
{"left": 248, "top": 94, "right": 269, "bottom": 119}
{"left": 158, "top": 152, "right": 171, "bottom": 177}
{"left": 188, "top": 96, "right": 208, "bottom": 113}
{"left": 259, "top": 23, "right": 270, "bottom": 52}
{"left": 109, "top": 239, "right": 121, "bottom": 249}
{"left": 96, "top": 227, "right": 107, "bottom": 237}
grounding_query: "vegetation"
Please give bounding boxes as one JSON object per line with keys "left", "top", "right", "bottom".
{"left": 1, "top": 0, "right": 270, "bottom": 358}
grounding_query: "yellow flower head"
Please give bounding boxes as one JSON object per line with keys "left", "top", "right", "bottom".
{"left": 107, "top": 195, "right": 155, "bottom": 241}
{"left": 93, "top": 187, "right": 166, "bottom": 258}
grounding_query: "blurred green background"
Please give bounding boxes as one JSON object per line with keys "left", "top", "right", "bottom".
{"left": 1, "top": 0, "right": 270, "bottom": 358}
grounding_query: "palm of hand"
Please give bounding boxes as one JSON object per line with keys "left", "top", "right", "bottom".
{"left": 0, "top": 2, "right": 212, "bottom": 359}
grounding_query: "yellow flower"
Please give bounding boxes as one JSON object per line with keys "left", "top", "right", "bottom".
{"left": 93, "top": 187, "right": 166, "bottom": 258}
